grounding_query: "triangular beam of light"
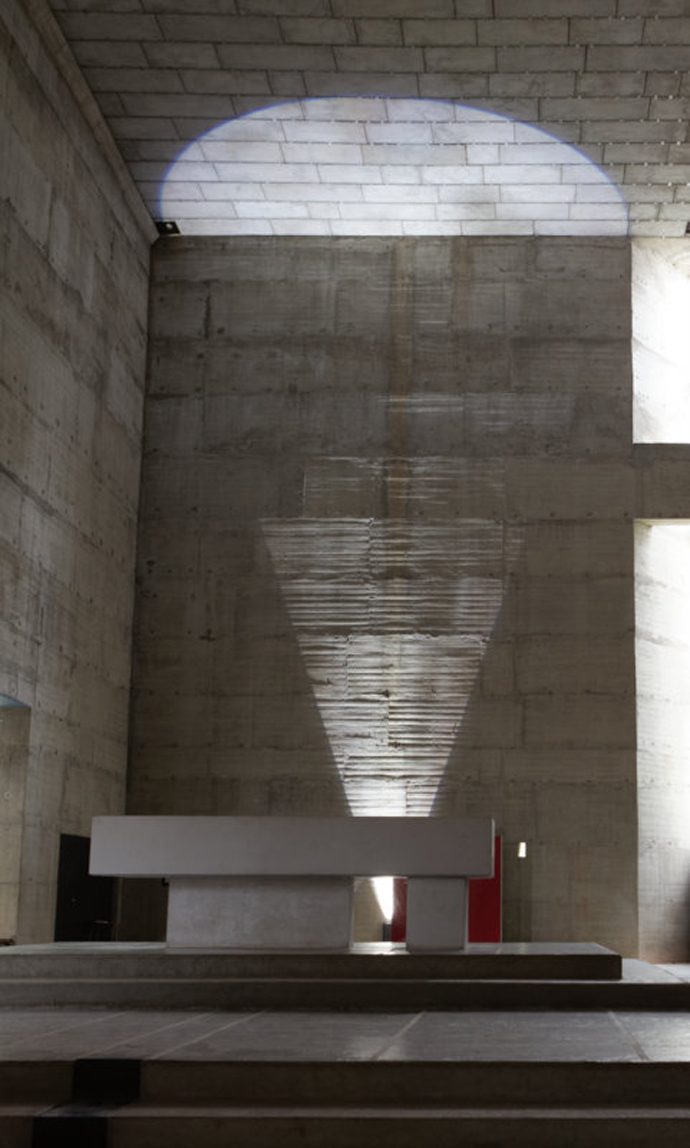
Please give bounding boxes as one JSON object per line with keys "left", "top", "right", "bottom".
{"left": 263, "top": 517, "right": 513, "bottom": 820}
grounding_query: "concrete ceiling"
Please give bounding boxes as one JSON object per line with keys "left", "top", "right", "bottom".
{"left": 49, "top": 1, "right": 690, "bottom": 238}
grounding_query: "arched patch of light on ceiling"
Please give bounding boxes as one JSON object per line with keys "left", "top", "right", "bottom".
{"left": 158, "top": 97, "right": 628, "bottom": 238}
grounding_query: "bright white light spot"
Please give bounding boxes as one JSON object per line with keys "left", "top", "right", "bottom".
{"left": 518, "top": 841, "right": 527, "bottom": 859}
{"left": 633, "top": 241, "right": 690, "bottom": 443}
{"left": 160, "top": 97, "right": 628, "bottom": 238}
{"left": 372, "top": 876, "right": 395, "bottom": 922}
{"left": 636, "top": 522, "right": 690, "bottom": 844}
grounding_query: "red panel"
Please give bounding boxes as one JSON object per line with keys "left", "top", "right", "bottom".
{"left": 391, "top": 876, "right": 407, "bottom": 942}
{"left": 390, "top": 836, "right": 502, "bottom": 944}
{"left": 468, "top": 835, "right": 502, "bottom": 943}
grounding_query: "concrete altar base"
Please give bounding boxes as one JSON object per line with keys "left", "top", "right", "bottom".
{"left": 406, "top": 878, "right": 468, "bottom": 952}
{"left": 166, "top": 877, "right": 354, "bottom": 950}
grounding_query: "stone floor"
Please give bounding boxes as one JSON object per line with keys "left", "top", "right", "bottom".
{"left": 1, "top": 983, "right": 690, "bottom": 1064}
{"left": 4, "top": 958, "right": 690, "bottom": 1146}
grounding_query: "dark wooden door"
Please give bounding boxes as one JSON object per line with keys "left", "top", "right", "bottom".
{"left": 54, "top": 833, "right": 115, "bottom": 942}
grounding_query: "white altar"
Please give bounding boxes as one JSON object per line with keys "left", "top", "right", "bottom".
{"left": 90, "top": 815, "right": 495, "bottom": 952}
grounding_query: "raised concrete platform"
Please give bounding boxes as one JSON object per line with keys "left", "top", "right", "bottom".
{"left": 4, "top": 950, "right": 690, "bottom": 1146}
{"left": 0, "top": 941, "right": 628, "bottom": 1009}
{"left": 5, "top": 944, "right": 690, "bottom": 1010}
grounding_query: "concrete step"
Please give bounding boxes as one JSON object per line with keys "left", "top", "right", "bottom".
{"left": 139, "top": 1058, "right": 690, "bottom": 1108}
{"left": 9, "top": 1104, "right": 690, "bottom": 1148}
{"left": 6, "top": 1025, "right": 690, "bottom": 1146}
{"left": 7, "top": 1058, "right": 690, "bottom": 1108}
{"left": 0, "top": 1062, "right": 73, "bottom": 1104}
{"left": 6, "top": 941, "right": 668, "bottom": 1010}
{"left": 102, "top": 1105, "right": 690, "bottom": 1148}
{"left": 0, "top": 942, "right": 623, "bottom": 982}
{"left": 4, "top": 976, "right": 690, "bottom": 1010}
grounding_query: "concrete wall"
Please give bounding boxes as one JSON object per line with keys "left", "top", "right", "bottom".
{"left": 132, "top": 234, "right": 639, "bottom": 953}
{"left": 636, "top": 522, "right": 690, "bottom": 963}
{"left": 0, "top": 700, "right": 30, "bottom": 941}
{"left": 0, "top": 0, "right": 152, "bottom": 940}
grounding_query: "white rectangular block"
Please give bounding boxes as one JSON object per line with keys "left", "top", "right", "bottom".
{"left": 90, "top": 816, "right": 495, "bottom": 879}
{"left": 166, "top": 877, "right": 353, "bottom": 950}
{"left": 406, "top": 878, "right": 468, "bottom": 952}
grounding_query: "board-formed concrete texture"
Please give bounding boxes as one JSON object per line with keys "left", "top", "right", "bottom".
{"left": 5, "top": 0, "right": 690, "bottom": 959}
{"left": 46, "top": 0, "right": 690, "bottom": 237}
{"left": 132, "top": 233, "right": 641, "bottom": 954}
{"left": 0, "top": 702, "right": 30, "bottom": 942}
{"left": 0, "top": 0, "right": 154, "bottom": 941}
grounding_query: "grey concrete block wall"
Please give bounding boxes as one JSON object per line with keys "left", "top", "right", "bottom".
{"left": 47, "top": 2, "right": 690, "bottom": 236}
{"left": 0, "top": 0, "right": 152, "bottom": 940}
{"left": 132, "top": 234, "right": 639, "bottom": 954}
{"left": 0, "top": 704, "right": 30, "bottom": 941}
{"left": 5, "top": 1, "right": 690, "bottom": 959}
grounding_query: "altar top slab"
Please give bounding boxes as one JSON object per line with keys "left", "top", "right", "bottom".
{"left": 90, "top": 815, "right": 495, "bottom": 878}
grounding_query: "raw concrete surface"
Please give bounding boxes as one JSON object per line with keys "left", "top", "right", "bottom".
{"left": 0, "top": 0, "right": 153, "bottom": 940}
{"left": 132, "top": 234, "right": 641, "bottom": 953}
{"left": 45, "top": 0, "right": 690, "bottom": 237}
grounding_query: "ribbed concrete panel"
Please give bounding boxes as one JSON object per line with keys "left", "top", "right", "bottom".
{"left": 262, "top": 516, "right": 516, "bottom": 816}
{"left": 0, "top": 0, "right": 152, "bottom": 943}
